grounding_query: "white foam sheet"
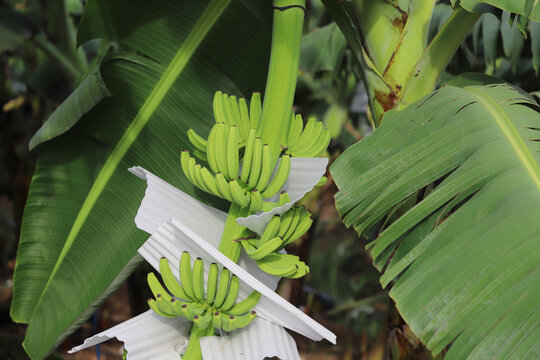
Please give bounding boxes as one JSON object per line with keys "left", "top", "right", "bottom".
{"left": 200, "top": 317, "right": 301, "bottom": 360}
{"left": 68, "top": 310, "right": 190, "bottom": 360}
{"left": 149, "top": 219, "right": 336, "bottom": 344}
{"left": 236, "top": 157, "right": 328, "bottom": 235}
{"left": 130, "top": 166, "right": 280, "bottom": 291}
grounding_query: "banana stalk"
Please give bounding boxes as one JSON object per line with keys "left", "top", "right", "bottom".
{"left": 258, "top": 0, "right": 305, "bottom": 163}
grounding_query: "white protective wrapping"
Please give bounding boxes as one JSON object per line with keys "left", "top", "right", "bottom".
{"left": 200, "top": 317, "right": 301, "bottom": 360}
{"left": 145, "top": 219, "right": 336, "bottom": 344}
{"left": 130, "top": 167, "right": 280, "bottom": 290}
{"left": 68, "top": 310, "right": 190, "bottom": 359}
{"left": 236, "top": 157, "right": 328, "bottom": 235}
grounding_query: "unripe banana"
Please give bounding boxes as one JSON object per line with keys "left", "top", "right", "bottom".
{"left": 200, "top": 166, "right": 219, "bottom": 196}
{"left": 212, "top": 311, "right": 223, "bottom": 329}
{"left": 255, "top": 144, "right": 273, "bottom": 192}
{"left": 193, "top": 164, "right": 209, "bottom": 193}
{"left": 222, "top": 314, "right": 238, "bottom": 332}
{"left": 213, "top": 91, "right": 226, "bottom": 124}
{"left": 222, "top": 93, "right": 236, "bottom": 126}
{"left": 221, "top": 275, "right": 239, "bottom": 312}
{"left": 229, "top": 96, "right": 244, "bottom": 138}
{"left": 206, "top": 125, "right": 220, "bottom": 174}
{"left": 255, "top": 215, "right": 280, "bottom": 247}
{"left": 170, "top": 298, "right": 189, "bottom": 317}
{"left": 187, "top": 129, "right": 208, "bottom": 153}
{"left": 249, "top": 92, "right": 261, "bottom": 129}
{"left": 278, "top": 210, "right": 294, "bottom": 238}
{"left": 287, "top": 113, "right": 303, "bottom": 147}
{"left": 316, "top": 176, "right": 328, "bottom": 187}
{"left": 241, "top": 129, "right": 257, "bottom": 183}
{"left": 226, "top": 125, "right": 239, "bottom": 180}
{"left": 156, "top": 293, "right": 175, "bottom": 315}
{"left": 229, "top": 179, "right": 250, "bottom": 208}
{"left": 183, "top": 302, "right": 205, "bottom": 320}
{"left": 193, "top": 149, "right": 208, "bottom": 162}
{"left": 261, "top": 154, "right": 291, "bottom": 198}
{"left": 244, "top": 236, "right": 283, "bottom": 261}
{"left": 180, "top": 150, "right": 193, "bottom": 183}
{"left": 206, "top": 262, "right": 218, "bottom": 306}
{"left": 235, "top": 311, "right": 257, "bottom": 329}
{"left": 147, "top": 272, "right": 170, "bottom": 302}
{"left": 228, "top": 291, "right": 261, "bottom": 316}
{"left": 215, "top": 123, "right": 229, "bottom": 178}
{"left": 294, "top": 125, "right": 330, "bottom": 157}
{"left": 247, "top": 138, "right": 263, "bottom": 190}
{"left": 193, "top": 310, "right": 213, "bottom": 329}
{"left": 282, "top": 213, "right": 312, "bottom": 248}
{"left": 180, "top": 251, "right": 195, "bottom": 300}
{"left": 278, "top": 191, "right": 290, "bottom": 206}
{"left": 216, "top": 173, "right": 232, "bottom": 202}
{"left": 250, "top": 189, "right": 263, "bottom": 212}
{"left": 187, "top": 157, "right": 198, "bottom": 188}
{"left": 256, "top": 253, "right": 300, "bottom": 277}
{"left": 213, "top": 268, "right": 231, "bottom": 308}
{"left": 148, "top": 298, "right": 176, "bottom": 318}
{"left": 283, "top": 207, "right": 302, "bottom": 241}
{"left": 238, "top": 98, "right": 250, "bottom": 139}
{"left": 159, "top": 257, "right": 191, "bottom": 301}
{"left": 288, "top": 262, "right": 310, "bottom": 279}
{"left": 192, "top": 257, "right": 205, "bottom": 302}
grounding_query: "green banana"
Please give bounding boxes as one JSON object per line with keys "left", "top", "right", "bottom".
{"left": 256, "top": 253, "right": 301, "bottom": 277}
{"left": 192, "top": 257, "right": 205, "bottom": 302}
{"left": 238, "top": 97, "right": 250, "bottom": 139}
{"left": 216, "top": 173, "right": 232, "bottom": 202}
{"left": 206, "top": 262, "right": 218, "bottom": 305}
{"left": 187, "top": 129, "right": 208, "bottom": 153}
{"left": 206, "top": 124, "right": 220, "bottom": 174}
{"left": 147, "top": 272, "right": 170, "bottom": 301}
{"left": 159, "top": 257, "right": 191, "bottom": 301}
{"left": 180, "top": 150, "right": 193, "bottom": 183}
{"left": 250, "top": 189, "right": 263, "bottom": 212}
{"left": 261, "top": 154, "right": 291, "bottom": 198}
{"left": 148, "top": 298, "right": 176, "bottom": 318}
{"left": 229, "top": 96, "right": 245, "bottom": 139}
{"left": 294, "top": 126, "right": 331, "bottom": 157}
{"left": 187, "top": 157, "right": 198, "bottom": 188}
{"left": 234, "top": 311, "right": 256, "bottom": 329}
{"left": 229, "top": 179, "right": 250, "bottom": 208}
{"left": 193, "top": 149, "right": 208, "bottom": 162}
{"left": 278, "top": 210, "right": 294, "bottom": 238}
{"left": 292, "top": 117, "right": 316, "bottom": 151}
{"left": 243, "top": 237, "right": 284, "bottom": 261}
{"left": 193, "top": 164, "right": 209, "bottom": 193}
{"left": 287, "top": 113, "right": 303, "bottom": 147}
{"left": 247, "top": 138, "right": 263, "bottom": 190}
{"left": 220, "top": 275, "right": 239, "bottom": 312}
{"left": 180, "top": 251, "right": 195, "bottom": 300}
{"left": 213, "top": 91, "right": 226, "bottom": 124}
{"left": 250, "top": 92, "right": 261, "bottom": 129}
{"left": 193, "top": 310, "right": 213, "bottom": 329}
{"left": 226, "top": 125, "right": 239, "bottom": 180}
{"left": 214, "top": 123, "right": 229, "bottom": 178}
{"left": 183, "top": 302, "right": 205, "bottom": 320}
{"left": 316, "top": 176, "right": 328, "bottom": 187}
{"left": 255, "top": 215, "right": 281, "bottom": 247}
{"left": 282, "top": 213, "right": 312, "bottom": 247}
{"left": 212, "top": 311, "right": 223, "bottom": 329}
{"left": 282, "top": 207, "right": 301, "bottom": 241}
{"left": 255, "top": 144, "right": 273, "bottom": 191}
{"left": 228, "top": 291, "right": 261, "bottom": 316}
{"left": 278, "top": 191, "right": 290, "bottom": 206}
{"left": 222, "top": 315, "right": 238, "bottom": 332}
{"left": 241, "top": 129, "right": 257, "bottom": 183}
{"left": 200, "top": 167, "right": 219, "bottom": 195}
{"left": 222, "top": 93, "right": 236, "bottom": 126}
{"left": 156, "top": 293, "right": 175, "bottom": 315}
{"left": 213, "top": 268, "right": 231, "bottom": 308}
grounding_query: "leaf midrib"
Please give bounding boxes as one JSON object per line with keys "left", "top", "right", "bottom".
{"left": 466, "top": 86, "right": 540, "bottom": 193}
{"left": 32, "top": 0, "right": 231, "bottom": 316}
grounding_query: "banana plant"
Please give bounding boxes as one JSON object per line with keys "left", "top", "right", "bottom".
{"left": 329, "top": 1, "right": 540, "bottom": 359}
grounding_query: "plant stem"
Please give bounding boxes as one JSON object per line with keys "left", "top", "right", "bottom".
{"left": 33, "top": 34, "right": 82, "bottom": 82}
{"left": 218, "top": 203, "right": 251, "bottom": 262}
{"left": 182, "top": 324, "right": 215, "bottom": 360}
{"left": 398, "top": 8, "right": 481, "bottom": 110}
{"left": 258, "top": 0, "right": 305, "bottom": 162}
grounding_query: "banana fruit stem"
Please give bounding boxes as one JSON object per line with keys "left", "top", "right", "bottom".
{"left": 182, "top": 324, "right": 215, "bottom": 360}
{"left": 258, "top": 0, "right": 305, "bottom": 162}
{"left": 218, "top": 203, "right": 251, "bottom": 262}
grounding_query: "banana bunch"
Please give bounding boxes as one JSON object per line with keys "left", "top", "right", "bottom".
{"left": 148, "top": 252, "right": 261, "bottom": 332}
{"left": 240, "top": 205, "right": 312, "bottom": 278}
{"left": 284, "top": 114, "right": 331, "bottom": 158}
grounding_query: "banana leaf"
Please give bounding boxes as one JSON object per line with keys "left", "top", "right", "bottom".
{"left": 11, "top": 0, "right": 272, "bottom": 358}
{"left": 331, "top": 83, "right": 540, "bottom": 359}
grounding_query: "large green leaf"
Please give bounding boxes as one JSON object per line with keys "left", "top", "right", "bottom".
{"left": 331, "top": 83, "right": 540, "bottom": 358}
{"left": 11, "top": 0, "right": 271, "bottom": 358}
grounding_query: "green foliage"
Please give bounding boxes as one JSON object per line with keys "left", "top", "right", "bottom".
{"left": 331, "top": 83, "right": 540, "bottom": 358}
{"left": 11, "top": 1, "right": 272, "bottom": 358}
